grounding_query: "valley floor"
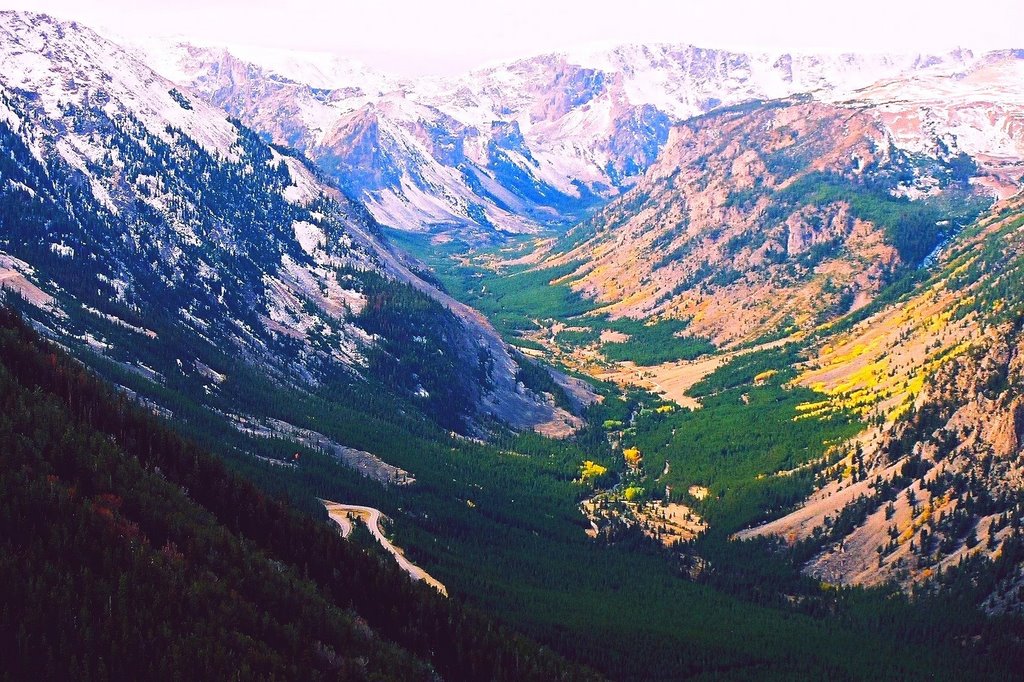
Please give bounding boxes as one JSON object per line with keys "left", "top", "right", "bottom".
{"left": 590, "top": 336, "right": 798, "bottom": 409}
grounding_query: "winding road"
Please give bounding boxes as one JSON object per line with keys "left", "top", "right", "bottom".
{"left": 321, "top": 499, "right": 448, "bottom": 597}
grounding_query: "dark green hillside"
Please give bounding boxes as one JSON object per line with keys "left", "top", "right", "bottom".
{"left": 0, "top": 307, "right": 601, "bottom": 682}
{"left": 372, "top": 230, "right": 1024, "bottom": 682}
{"left": 7, "top": 287, "right": 1024, "bottom": 680}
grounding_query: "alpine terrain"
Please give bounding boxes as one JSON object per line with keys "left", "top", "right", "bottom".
{"left": 4, "top": 7, "right": 1024, "bottom": 682}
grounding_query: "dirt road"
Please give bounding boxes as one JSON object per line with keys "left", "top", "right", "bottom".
{"left": 321, "top": 499, "right": 448, "bottom": 596}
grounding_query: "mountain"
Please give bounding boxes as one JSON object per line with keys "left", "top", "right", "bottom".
{"left": 0, "top": 306, "right": 601, "bottom": 681}
{"left": 0, "top": 11, "right": 580, "bottom": 435}
{"left": 140, "top": 23, "right": 1024, "bottom": 607}
{"left": 497, "top": 50, "right": 1024, "bottom": 601}
{"left": 6, "top": 9, "right": 1024, "bottom": 679}
{"left": 515, "top": 52, "right": 1024, "bottom": 350}
{"left": 135, "top": 39, "right": 979, "bottom": 238}
{"left": 826, "top": 49, "right": 1024, "bottom": 199}
{"left": 354, "top": 43, "right": 1024, "bottom": 608}
{"left": 485, "top": 48, "right": 1024, "bottom": 598}
{"left": 735, "top": 193, "right": 1024, "bottom": 605}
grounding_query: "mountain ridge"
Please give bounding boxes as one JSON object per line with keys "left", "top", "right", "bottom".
{"left": 0, "top": 10, "right": 579, "bottom": 436}
{"left": 135, "top": 35, "right": 993, "bottom": 237}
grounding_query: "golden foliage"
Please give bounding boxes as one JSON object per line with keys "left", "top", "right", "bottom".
{"left": 623, "top": 486, "right": 644, "bottom": 502}
{"left": 578, "top": 460, "right": 608, "bottom": 483}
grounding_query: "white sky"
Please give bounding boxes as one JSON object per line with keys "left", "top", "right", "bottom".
{"left": 8, "top": 0, "right": 1024, "bottom": 75}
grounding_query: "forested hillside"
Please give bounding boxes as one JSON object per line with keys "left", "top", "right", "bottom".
{"left": 7, "top": 299, "right": 1024, "bottom": 680}
{"left": 0, "top": 11, "right": 574, "bottom": 438}
{"left": 736, "top": 195, "right": 1024, "bottom": 598}
{"left": 0, "top": 306, "right": 601, "bottom": 682}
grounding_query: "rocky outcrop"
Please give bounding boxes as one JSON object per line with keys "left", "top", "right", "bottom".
{"left": 542, "top": 101, "right": 926, "bottom": 346}
{"left": 741, "top": 196, "right": 1024, "bottom": 608}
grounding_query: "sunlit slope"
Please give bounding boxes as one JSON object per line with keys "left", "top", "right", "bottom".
{"left": 543, "top": 99, "right": 988, "bottom": 347}
{"left": 796, "top": 195, "right": 1024, "bottom": 423}
{"left": 743, "top": 195, "right": 1024, "bottom": 599}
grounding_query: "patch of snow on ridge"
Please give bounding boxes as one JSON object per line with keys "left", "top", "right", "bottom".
{"left": 0, "top": 11, "right": 239, "bottom": 160}
{"left": 293, "top": 221, "right": 325, "bottom": 255}
{"left": 279, "top": 154, "right": 323, "bottom": 206}
{"left": 220, "top": 44, "right": 397, "bottom": 93}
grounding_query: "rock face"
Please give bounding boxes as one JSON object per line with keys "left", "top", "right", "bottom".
{"left": 736, "top": 195, "right": 1024, "bottom": 609}
{"left": 540, "top": 98, "right": 972, "bottom": 346}
{"left": 133, "top": 38, "right": 985, "bottom": 238}
{"left": 827, "top": 51, "right": 1024, "bottom": 199}
{"left": 0, "top": 11, "right": 573, "bottom": 434}
{"left": 532, "top": 47, "right": 1024, "bottom": 347}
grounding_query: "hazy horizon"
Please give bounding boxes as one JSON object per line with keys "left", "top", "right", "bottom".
{"left": 7, "top": 0, "right": 1024, "bottom": 76}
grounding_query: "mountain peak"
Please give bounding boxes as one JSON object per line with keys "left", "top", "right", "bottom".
{"left": 0, "top": 10, "right": 578, "bottom": 435}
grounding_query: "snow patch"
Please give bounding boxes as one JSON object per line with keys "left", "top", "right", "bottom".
{"left": 281, "top": 155, "right": 323, "bottom": 205}
{"left": 293, "top": 220, "right": 325, "bottom": 255}
{"left": 49, "top": 242, "right": 74, "bottom": 258}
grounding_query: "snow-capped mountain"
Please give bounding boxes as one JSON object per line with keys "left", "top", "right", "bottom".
{"left": 134, "top": 39, "right": 983, "bottom": 237}
{"left": 0, "top": 11, "right": 577, "bottom": 434}
{"left": 522, "top": 53, "right": 1024, "bottom": 346}
{"left": 827, "top": 50, "right": 1024, "bottom": 198}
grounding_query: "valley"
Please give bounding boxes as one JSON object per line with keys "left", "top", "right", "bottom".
{"left": 4, "top": 8, "right": 1024, "bottom": 681}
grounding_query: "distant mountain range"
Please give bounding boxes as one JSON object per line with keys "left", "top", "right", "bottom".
{"left": 133, "top": 37, "right": 1015, "bottom": 239}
